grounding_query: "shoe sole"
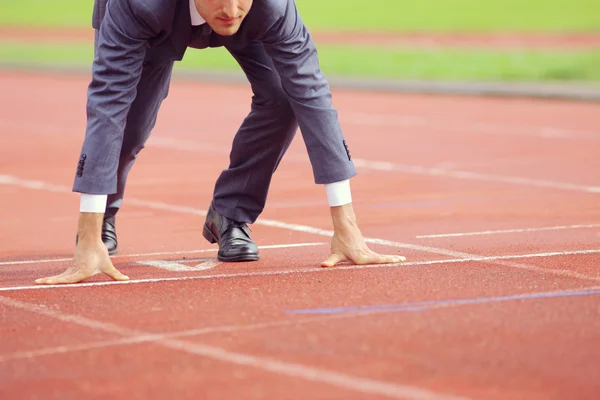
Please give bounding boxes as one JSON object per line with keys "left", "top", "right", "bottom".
{"left": 218, "top": 253, "right": 260, "bottom": 262}
{"left": 203, "top": 224, "right": 260, "bottom": 262}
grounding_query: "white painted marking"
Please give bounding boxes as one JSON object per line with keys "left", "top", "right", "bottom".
{"left": 351, "top": 159, "right": 600, "bottom": 194}
{"left": 343, "top": 113, "right": 600, "bottom": 140}
{"left": 0, "top": 174, "right": 68, "bottom": 193}
{"left": 0, "top": 313, "right": 353, "bottom": 363}
{"left": 255, "top": 218, "right": 470, "bottom": 259}
{"left": 0, "top": 296, "right": 470, "bottom": 400}
{"left": 2, "top": 249, "right": 599, "bottom": 293}
{"left": 9, "top": 115, "right": 599, "bottom": 143}
{"left": 0, "top": 336, "right": 160, "bottom": 362}
{"left": 342, "top": 113, "right": 426, "bottom": 128}
{"left": 2, "top": 174, "right": 598, "bottom": 286}
{"left": 0, "top": 242, "right": 326, "bottom": 266}
{"left": 417, "top": 223, "right": 600, "bottom": 239}
{"left": 249, "top": 242, "right": 327, "bottom": 250}
{"left": 406, "top": 285, "right": 600, "bottom": 313}
{"left": 138, "top": 258, "right": 219, "bottom": 272}
{"left": 148, "top": 139, "right": 600, "bottom": 194}
{"left": 8, "top": 120, "right": 600, "bottom": 199}
{"left": 0, "top": 174, "right": 471, "bottom": 260}
{"left": 148, "top": 138, "right": 600, "bottom": 193}
{"left": 160, "top": 340, "right": 467, "bottom": 400}
{"left": 14, "top": 121, "right": 594, "bottom": 193}
{"left": 6, "top": 283, "right": 600, "bottom": 364}
{"left": 4, "top": 283, "right": 600, "bottom": 365}
{"left": 468, "top": 122, "right": 599, "bottom": 140}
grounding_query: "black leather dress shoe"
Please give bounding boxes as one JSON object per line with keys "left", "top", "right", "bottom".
{"left": 202, "top": 204, "right": 259, "bottom": 262}
{"left": 101, "top": 217, "right": 118, "bottom": 255}
{"left": 75, "top": 216, "right": 118, "bottom": 255}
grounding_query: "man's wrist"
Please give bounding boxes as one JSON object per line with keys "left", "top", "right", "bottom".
{"left": 76, "top": 212, "right": 105, "bottom": 243}
{"left": 330, "top": 203, "right": 357, "bottom": 231}
{"left": 80, "top": 194, "right": 107, "bottom": 213}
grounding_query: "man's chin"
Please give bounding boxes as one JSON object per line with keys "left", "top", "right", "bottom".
{"left": 211, "top": 23, "right": 242, "bottom": 36}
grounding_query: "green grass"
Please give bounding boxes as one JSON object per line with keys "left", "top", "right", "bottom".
{"left": 1, "top": 41, "right": 599, "bottom": 82}
{"left": 1, "top": 1, "right": 597, "bottom": 83}
{"left": 296, "top": 0, "right": 600, "bottom": 32}
{"left": 0, "top": 0, "right": 599, "bottom": 31}
{"left": 0, "top": 0, "right": 93, "bottom": 28}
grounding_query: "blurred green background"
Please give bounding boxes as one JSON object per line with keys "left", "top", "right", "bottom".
{"left": 0, "top": 0, "right": 599, "bottom": 82}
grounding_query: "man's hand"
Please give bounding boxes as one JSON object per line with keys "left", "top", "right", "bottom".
{"left": 35, "top": 213, "right": 129, "bottom": 285}
{"left": 321, "top": 203, "right": 406, "bottom": 267}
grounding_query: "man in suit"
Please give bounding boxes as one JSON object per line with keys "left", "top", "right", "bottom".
{"left": 35, "top": 0, "right": 405, "bottom": 285}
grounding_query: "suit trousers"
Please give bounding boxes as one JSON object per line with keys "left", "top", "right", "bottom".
{"left": 107, "top": 41, "right": 298, "bottom": 223}
{"left": 212, "top": 41, "right": 298, "bottom": 223}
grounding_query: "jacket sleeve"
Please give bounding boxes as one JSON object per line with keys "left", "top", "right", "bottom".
{"left": 258, "top": 0, "right": 356, "bottom": 185}
{"left": 73, "top": 0, "right": 161, "bottom": 194}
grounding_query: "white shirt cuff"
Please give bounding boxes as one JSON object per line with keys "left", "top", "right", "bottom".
{"left": 80, "top": 194, "right": 107, "bottom": 213}
{"left": 324, "top": 179, "right": 352, "bottom": 207}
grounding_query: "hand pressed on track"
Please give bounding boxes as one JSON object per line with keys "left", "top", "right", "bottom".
{"left": 321, "top": 203, "right": 406, "bottom": 268}
{"left": 35, "top": 212, "right": 129, "bottom": 285}
{"left": 35, "top": 239, "right": 129, "bottom": 285}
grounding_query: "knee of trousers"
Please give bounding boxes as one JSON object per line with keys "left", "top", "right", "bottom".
{"left": 118, "top": 142, "right": 145, "bottom": 166}
{"left": 119, "top": 125, "right": 154, "bottom": 163}
{"left": 252, "top": 97, "right": 297, "bottom": 130}
{"left": 253, "top": 85, "right": 293, "bottom": 112}
{"left": 274, "top": 102, "right": 297, "bottom": 130}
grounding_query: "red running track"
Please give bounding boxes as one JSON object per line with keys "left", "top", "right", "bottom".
{"left": 0, "top": 71, "right": 599, "bottom": 400}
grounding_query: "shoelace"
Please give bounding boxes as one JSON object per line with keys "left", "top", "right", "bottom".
{"left": 222, "top": 220, "right": 251, "bottom": 238}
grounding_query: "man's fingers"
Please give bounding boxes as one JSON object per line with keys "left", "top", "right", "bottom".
{"left": 35, "top": 271, "right": 91, "bottom": 285}
{"left": 103, "top": 264, "right": 130, "bottom": 281}
{"left": 321, "top": 252, "right": 346, "bottom": 268}
{"left": 35, "top": 267, "right": 127, "bottom": 285}
{"left": 35, "top": 276, "right": 60, "bottom": 285}
{"left": 35, "top": 258, "right": 128, "bottom": 285}
{"left": 362, "top": 253, "right": 406, "bottom": 265}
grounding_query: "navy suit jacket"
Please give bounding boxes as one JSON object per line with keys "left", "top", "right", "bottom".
{"left": 76, "top": 0, "right": 356, "bottom": 194}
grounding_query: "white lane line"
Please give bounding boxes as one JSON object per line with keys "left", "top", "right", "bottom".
{"left": 0, "top": 296, "right": 470, "bottom": 400}
{"left": 0, "top": 174, "right": 471, "bottom": 260}
{"left": 8, "top": 119, "right": 600, "bottom": 195}
{"left": 0, "top": 336, "right": 161, "bottom": 363}
{"left": 417, "top": 224, "right": 600, "bottom": 239}
{"left": 0, "top": 242, "right": 326, "bottom": 266}
{"left": 342, "top": 113, "right": 600, "bottom": 140}
{"left": 350, "top": 159, "right": 600, "bottom": 194}
{"left": 146, "top": 138, "right": 600, "bottom": 194}
{"left": 14, "top": 114, "right": 598, "bottom": 141}
{"left": 468, "top": 122, "right": 599, "bottom": 141}
{"left": 129, "top": 195, "right": 468, "bottom": 258}
{"left": 0, "top": 174, "right": 68, "bottom": 193}
{"left": 5, "top": 283, "right": 600, "bottom": 364}
{"left": 0, "top": 313, "right": 355, "bottom": 363}
{"left": 255, "top": 218, "right": 469, "bottom": 259}
{"left": 2, "top": 249, "right": 599, "bottom": 293}
{"left": 2, "top": 174, "right": 599, "bottom": 285}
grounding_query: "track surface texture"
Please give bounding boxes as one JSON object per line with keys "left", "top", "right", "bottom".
{"left": 0, "top": 71, "right": 599, "bottom": 400}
